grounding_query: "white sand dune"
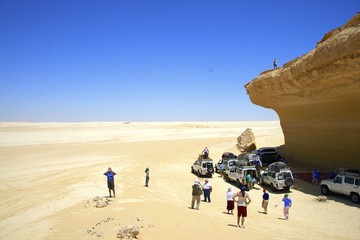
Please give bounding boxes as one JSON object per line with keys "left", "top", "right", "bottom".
{"left": 0, "top": 122, "right": 359, "bottom": 240}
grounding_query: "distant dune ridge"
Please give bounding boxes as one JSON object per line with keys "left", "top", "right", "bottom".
{"left": 245, "top": 13, "right": 360, "bottom": 169}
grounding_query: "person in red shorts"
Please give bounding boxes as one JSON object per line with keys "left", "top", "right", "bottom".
{"left": 233, "top": 186, "right": 251, "bottom": 228}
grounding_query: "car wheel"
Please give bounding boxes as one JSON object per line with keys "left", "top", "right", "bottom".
{"left": 285, "top": 177, "right": 294, "bottom": 186}
{"left": 350, "top": 193, "right": 360, "bottom": 204}
{"left": 270, "top": 183, "right": 276, "bottom": 191}
{"left": 208, "top": 167, "right": 214, "bottom": 174}
{"left": 321, "top": 185, "right": 330, "bottom": 195}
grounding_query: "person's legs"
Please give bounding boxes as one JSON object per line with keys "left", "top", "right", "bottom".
{"left": 237, "top": 206, "right": 240, "bottom": 226}
{"left": 145, "top": 176, "right": 149, "bottom": 187}
{"left": 195, "top": 196, "right": 200, "bottom": 209}
{"left": 284, "top": 207, "right": 289, "bottom": 219}
{"left": 240, "top": 206, "right": 247, "bottom": 227}
{"left": 191, "top": 196, "right": 195, "bottom": 208}
{"left": 108, "top": 188, "right": 112, "bottom": 197}
{"left": 204, "top": 189, "right": 210, "bottom": 202}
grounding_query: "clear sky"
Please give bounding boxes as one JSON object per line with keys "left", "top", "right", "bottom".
{"left": 0, "top": 0, "right": 358, "bottom": 122}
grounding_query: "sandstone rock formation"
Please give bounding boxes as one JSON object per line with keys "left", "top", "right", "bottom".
{"left": 236, "top": 128, "right": 257, "bottom": 153}
{"left": 245, "top": 13, "right": 360, "bottom": 169}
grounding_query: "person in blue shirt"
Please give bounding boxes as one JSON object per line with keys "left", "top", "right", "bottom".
{"left": 104, "top": 167, "right": 116, "bottom": 197}
{"left": 282, "top": 193, "right": 292, "bottom": 220}
{"left": 262, "top": 189, "right": 269, "bottom": 214}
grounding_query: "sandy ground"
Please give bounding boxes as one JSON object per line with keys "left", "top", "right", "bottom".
{"left": 0, "top": 121, "right": 359, "bottom": 240}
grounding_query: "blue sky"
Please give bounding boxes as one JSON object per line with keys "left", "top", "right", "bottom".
{"left": 0, "top": 0, "right": 358, "bottom": 122}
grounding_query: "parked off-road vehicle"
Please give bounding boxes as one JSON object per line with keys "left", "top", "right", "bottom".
{"left": 320, "top": 169, "right": 360, "bottom": 204}
{"left": 191, "top": 158, "right": 214, "bottom": 177}
{"left": 215, "top": 152, "right": 238, "bottom": 173}
{"left": 259, "top": 161, "right": 294, "bottom": 191}
{"left": 254, "top": 147, "right": 281, "bottom": 166}
{"left": 224, "top": 160, "right": 259, "bottom": 186}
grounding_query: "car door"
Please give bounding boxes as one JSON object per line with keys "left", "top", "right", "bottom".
{"left": 331, "top": 176, "right": 344, "bottom": 193}
{"left": 342, "top": 177, "right": 355, "bottom": 195}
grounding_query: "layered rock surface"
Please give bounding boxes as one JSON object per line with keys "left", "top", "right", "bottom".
{"left": 245, "top": 14, "right": 360, "bottom": 169}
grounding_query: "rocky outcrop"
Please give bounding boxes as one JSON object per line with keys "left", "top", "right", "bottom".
{"left": 245, "top": 13, "right": 360, "bottom": 169}
{"left": 236, "top": 128, "right": 257, "bottom": 153}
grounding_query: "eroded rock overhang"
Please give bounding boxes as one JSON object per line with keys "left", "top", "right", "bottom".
{"left": 245, "top": 14, "right": 360, "bottom": 169}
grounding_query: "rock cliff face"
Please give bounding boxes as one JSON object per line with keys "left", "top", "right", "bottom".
{"left": 245, "top": 14, "right": 360, "bottom": 169}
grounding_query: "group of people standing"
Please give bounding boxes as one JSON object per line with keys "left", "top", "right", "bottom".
{"left": 192, "top": 179, "right": 292, "bottom": 228}
{"left": 104, "top": 163, "right": 293, "bottom": 229}
{"left": 191, "top": 179, "right": 213, "bottom": 209}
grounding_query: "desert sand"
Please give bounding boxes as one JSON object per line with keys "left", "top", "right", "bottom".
{"left": 0, "top": 122, "right": 359, "bottom": 240}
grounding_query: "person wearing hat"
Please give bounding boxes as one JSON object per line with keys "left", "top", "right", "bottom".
{"left": 282, "top": 193, "right": 292, "bottom": 220}
{"left": 262, "top": 189, "right": 269, "bottom": 214}
{"left": 191, "top": 179, "right": 203, "bottom": 210}
{"left": 233, "top": 186, "right": 251, "bottom": 228}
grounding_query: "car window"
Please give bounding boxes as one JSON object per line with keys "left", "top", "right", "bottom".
{"left": 271, "top": 172, "right": 276, "bottom": 178}
{"left": 344, "top": 177, "right": 354, "bottom": 184}
{"left": 283, "top": 172, "right": 292, "bottom": 179}
{"left": 334, "top": 176, "right": 342, "bottom": 183}
{"left": 355, "top": 179, "right": 360, "bottom": 186}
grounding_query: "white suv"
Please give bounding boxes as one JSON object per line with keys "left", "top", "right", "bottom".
{"left": 191, "top": 158, "right": 214, "bottom": 177}
{"left": 320, "top": 170, "right": 360, "bottom": 204}
{"left": 259, "top": 161, "right": 294, "bottom": 191}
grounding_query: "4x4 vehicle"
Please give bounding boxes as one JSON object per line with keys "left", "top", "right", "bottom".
{"left": 259, "top": 161, "right": 294, "bottom": 191}
{"left": 191, "top": 158, "right": 214, "bottom": 177}
{"left": 320, "top": 169, "right": 360, "bottom": 203}
{"left": 254, "top": 147, "right": 281, "bottom": 166}
{"left": 238, "top": 153, "right": 262, "bottom": 168}
{"left": 215, "top": 152, "right": 238, "bottom": 173}
{"left": 224, "top": 160, "right": 258, "bottom": 185}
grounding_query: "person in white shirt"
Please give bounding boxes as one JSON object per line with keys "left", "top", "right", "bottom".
{"left": 226, "top": 187, "right": 235, "bottom": 214}
{"left": 203, "top": 179, "right": 212, "bottom": 202}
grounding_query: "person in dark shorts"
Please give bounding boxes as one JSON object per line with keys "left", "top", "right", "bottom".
{"left": 262, "top": 188, "right": 269, "bottom": 214}
{"left": 104, "top": 167, "right": 116, "bottom": 197}
{"left": 233, "top": 186, "right": 251, "bottom": 228}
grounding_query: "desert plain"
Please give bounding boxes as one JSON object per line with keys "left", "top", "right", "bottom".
{"left": 0, "top": 121, "right": 359, "bottom": 240}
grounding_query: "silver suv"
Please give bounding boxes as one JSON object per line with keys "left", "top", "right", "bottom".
{"left": 191, "top": 158, "right": 214, "bottom": 177}
{"left": 320, "top": 170, "right": 360, "bottom": 203}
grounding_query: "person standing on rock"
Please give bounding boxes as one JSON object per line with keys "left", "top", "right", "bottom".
{"left": 191, "top": 179, "right": 203, "bottom": 210}
{"left": 233, "top": 186, "right": 251, "bottom": 228}
{"left": 104, "top": 167, "right": 116, "bottom": 198}
{"left": 273, "top": 58, "right": 278, "bottom": 69}
{"left": 145, "top": 167, "right": 150, "bottom": 187}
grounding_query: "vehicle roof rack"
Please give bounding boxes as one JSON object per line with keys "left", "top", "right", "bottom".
{"left": 341, "top": 169, "right": 360, "bottom": 177}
